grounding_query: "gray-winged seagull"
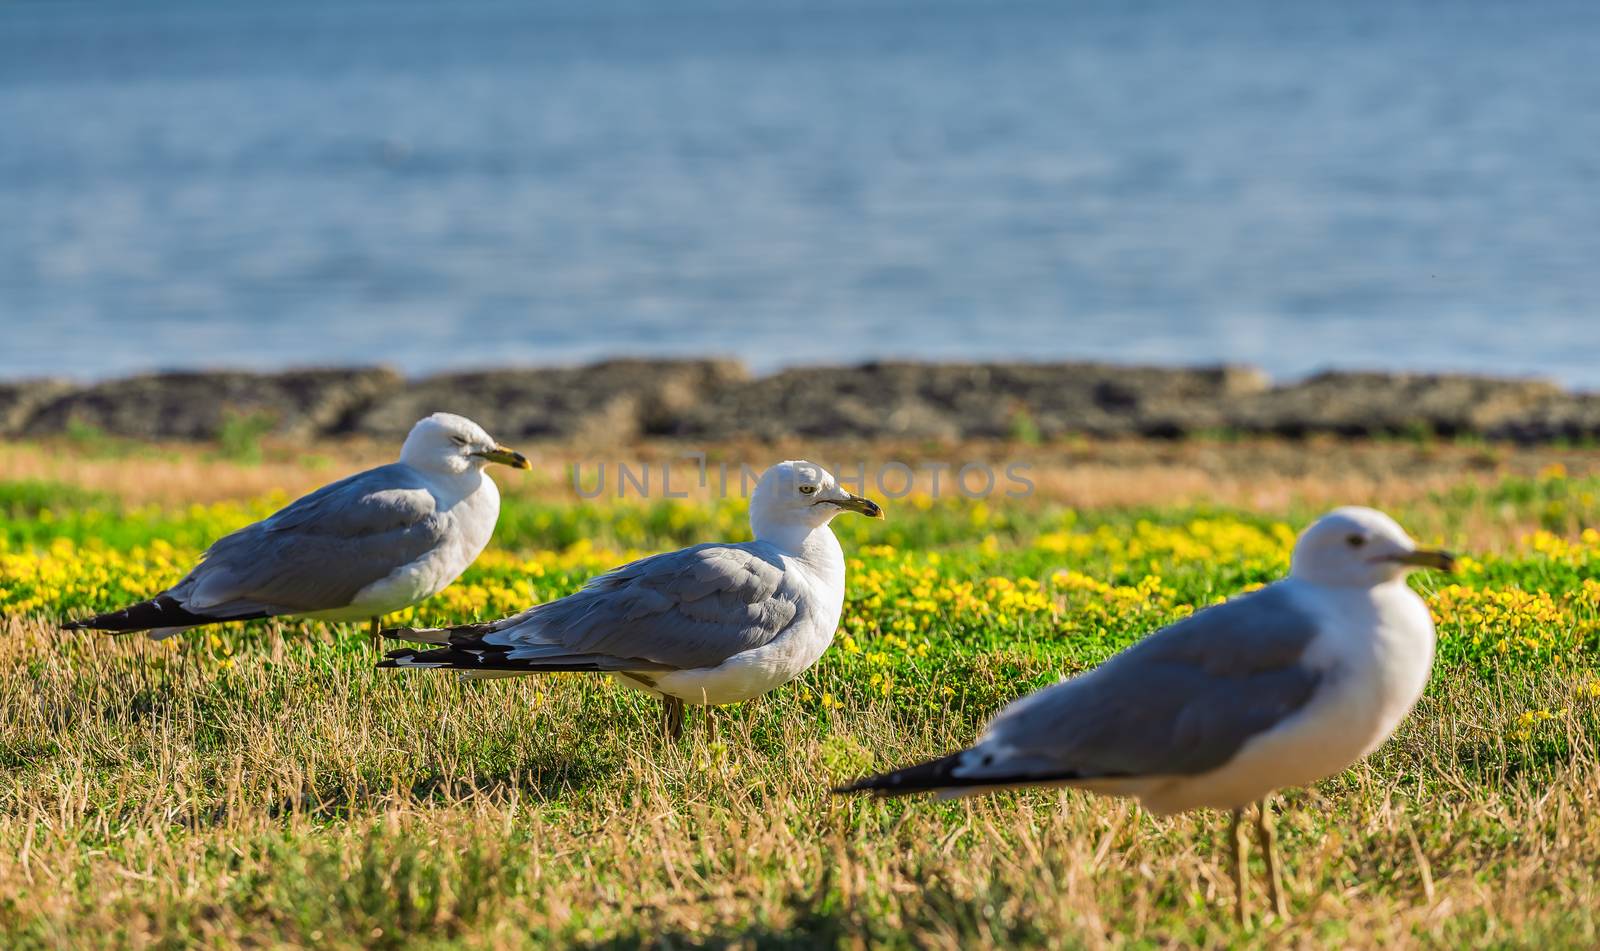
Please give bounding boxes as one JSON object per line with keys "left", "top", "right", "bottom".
{"left": 836, "top": 506, "right": 1455, "bottom": 924}
{"left": 64, "top": 412, "right": 531, "bottom": 641}
{"left": 378, "top": 460, "right": 883, "bottom": 739}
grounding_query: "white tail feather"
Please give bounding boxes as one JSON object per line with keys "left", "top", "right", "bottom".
{"left": 389, "top": 627, "right": 451, "bottom": 645}
{"left": 144, "top": 626, "right": 196, "bottom": 641}
{"left": 459, "top": 669, "right": 533, "bottom": 681}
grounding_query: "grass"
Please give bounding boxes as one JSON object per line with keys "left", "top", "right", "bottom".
{"left": 1, "top": 440, "right": 1598, "bottom": 948}
{"left": 213, "top": 410, "right": 278, "bottom": 465}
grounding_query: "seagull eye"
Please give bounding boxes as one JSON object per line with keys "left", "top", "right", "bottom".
{"left": 1346, "top": 534, "right": 1366, "bottom": 548}
{"left": 798, "top": 485, "right": 817, "bottom": 495}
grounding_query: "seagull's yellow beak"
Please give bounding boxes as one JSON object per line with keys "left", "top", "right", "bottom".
{"left": 1390, "top": 548, "right": 1457, "bottom": 572}
{"left": 475, "top": 444, "right": 532, "bottom": 470}
{"left": 826, "top": 494, "right": 885, "bottom": 520}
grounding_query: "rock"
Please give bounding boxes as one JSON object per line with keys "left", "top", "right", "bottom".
{"left": 20, "top": 368, "right": 402, "bottom": 440}
{"left": 666, "top": 362, "right": 1269, "bottom": 441}
{"left": 1220, "top": 372, "right": 1565, "bottom": 439}
{"left": 0, "top": 379, "right": 77, "bottom": 437}
{"left": 1, "top": 361, "right": 1594, "bottom": 445}
{"left": 349, "top": 359, "right": 749, "bottom": 442}
{"left": 1488, "top": 393, "right": 1600, "bottom": 445}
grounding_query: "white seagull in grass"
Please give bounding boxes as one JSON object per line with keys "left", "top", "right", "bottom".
{"left": 63, "top": 413, "right": 531, "bottom": 641}
{"left": 836, "top": 506, "right": 1455, "bottom": 924}
{"left": 379, "top": 460, "right": 883, "bottom": 739}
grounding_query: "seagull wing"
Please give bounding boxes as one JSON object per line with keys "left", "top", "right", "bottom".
{"left": 380, "top": 542, "right": 799, "bottom": 672}
{"left": 839, "top": 583, "right": 1325, "bottom": 794}
{"left": 172, "top": 462, "right": 452, "bottom": 616}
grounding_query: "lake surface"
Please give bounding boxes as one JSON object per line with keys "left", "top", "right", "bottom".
{"left": 2, "top": 0, "right": 1597, "bottom": 385}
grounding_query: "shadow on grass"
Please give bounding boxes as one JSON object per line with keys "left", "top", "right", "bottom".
{"left": 290, "top": 754, "right": 619, "bottom": 820}
{"left": 574, "top": 888, "right": 855, "bottom": 951}
{"left": 159, "top": 752, "right": 624, "bottom": 829}
{"left": 570, "top": 867, "right": 1059, "bottom": 951}
{"left": 579, "top": 922, "right": 851, "bottom": 951}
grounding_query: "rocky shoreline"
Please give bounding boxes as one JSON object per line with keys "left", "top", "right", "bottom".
{"left": 2, "top": 361, "right": 1596, "bottom": 445}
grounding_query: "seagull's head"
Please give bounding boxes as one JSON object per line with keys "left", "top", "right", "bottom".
{"left": 749, "top": 460, "right": 884, "bottom": 542}
{"left": 1291, "top": 506, "right": 1455, "bottom": 587}
{"left": 400, "top": 412, "right": 531, "bottom": 476}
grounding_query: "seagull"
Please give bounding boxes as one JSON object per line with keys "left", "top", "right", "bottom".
{"left": 378, "top": 460, "right": 884, "bottom": 739}
{"left": 63, "top": 412, "right": 530, "bottom": 641}
{"left": 835, "top": 506, "right": 1455, "bottom": 924}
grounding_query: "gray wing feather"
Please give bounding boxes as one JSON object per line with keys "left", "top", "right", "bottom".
{"left": 484, "top": 543, "right": 798, "bottom": 670}
{"left": 169, "top": 463, "right": 451, "bottom": 614}
{"left": 977, "top": 584, "right": 1324, "bottom": 779}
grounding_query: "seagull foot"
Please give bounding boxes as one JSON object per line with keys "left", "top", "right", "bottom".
{"left": 1257, "top": 798, "right": 1288, "bottom": 920}
{"left": 1231, "top": 805, "right": 1250, "bottom": 927}
{"left": 661, "top": 696, "right": 685, "bottom": 742}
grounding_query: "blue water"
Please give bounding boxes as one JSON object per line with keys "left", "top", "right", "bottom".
{"left": 2, "top": 0, "right": 1597, "bottom": 385}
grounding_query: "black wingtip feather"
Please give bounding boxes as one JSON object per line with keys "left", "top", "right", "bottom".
{"left": 377, "top": 620, "right": 499, "bottom": 643}
{"left": 377, "top": 647, "right": 421, "bottom": 667}
{"left": 833, "top": 751, "right": 970, "bottom": 797}
{"left": 374, "top": 642, "right": 615, "bottom": 673}
{"left": 60, "top": 595, "right": 264, "bottom": 634}
{"left": 377, "top": 626, "right": 427, "bottom": 642}
{"left": 834, "top": 752, "right": 1088, "bottom": 797}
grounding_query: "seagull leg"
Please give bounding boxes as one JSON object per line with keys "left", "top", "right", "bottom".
{"left": 661, "top": 696, "right": 685, "bottom": 741}
{"left": 1231, "top": 806, "right": 1250, "bottom": 927}
{"left": 1256, "top": 797, "right": 1288, "bottom": 919}
{"left": 368, "top": 616, "right": 383, "bottom": 652}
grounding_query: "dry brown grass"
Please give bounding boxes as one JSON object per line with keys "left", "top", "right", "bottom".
{"left": 1, "top": 613, "right": 1596, "bottom": 949}
{"left": 5, "top": 434, "right": 1595, "bottom": 528}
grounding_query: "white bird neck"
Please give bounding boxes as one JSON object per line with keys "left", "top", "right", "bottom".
{"left": 1367, "top": 575, "right": 1432, "bottom": 614}
{"left": 1294, "top": 573, "right": 1413, "bottom": 598}
{"left": 757, "top": 521, "right": 845, "bottom": 575}
{"left": 1291, "top": 575, "right": 1435, "bottom": 652}
{"left": 417, "top": 463, "right": 491, "bottom": 506}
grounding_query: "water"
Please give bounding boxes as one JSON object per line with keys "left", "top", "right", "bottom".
{"left": 2, "top": 0, "right": 1597, "bottom": 385}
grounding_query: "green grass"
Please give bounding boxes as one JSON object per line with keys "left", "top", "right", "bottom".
{"left": 1, "top": 459, "right": 1598, "bottom": 948}
{"left": 213, "top": 410, "right": 278, "bottom": 465}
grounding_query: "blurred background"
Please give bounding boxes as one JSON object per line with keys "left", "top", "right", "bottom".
{"left": 2, "top": 0, "right": 1595, "bottom": 385}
